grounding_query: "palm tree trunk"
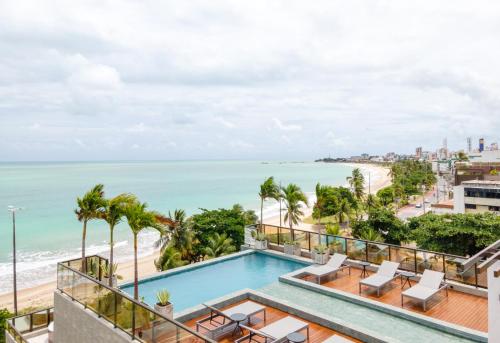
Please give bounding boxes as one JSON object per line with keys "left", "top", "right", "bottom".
{"left": 134, "top": 234, "right": 139, "bottom": 300}
{"left": 289, "top": 212, "right": 294, "bottom": 240}
{"left": 279, "top": 198, "right": 282, "bottom": 227}
{"left": 81, "top": 220, "right": 87, "bottom": 273}
{"left": 260, "top": 197, "right": 264, "bottom": 228}
{"left": 109, "top": 225, "right": 114, "bottom": 287}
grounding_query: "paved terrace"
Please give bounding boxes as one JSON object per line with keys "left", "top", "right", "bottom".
{"left": 300, "top": 267, "right": 488, "bottom": 333}
{"left": 183, "top": 300, "right": 360, "bottom": 343}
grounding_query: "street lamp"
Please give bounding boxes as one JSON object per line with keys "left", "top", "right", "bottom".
{"left": 7, "top": 205, "right": 23, "bottom": 316}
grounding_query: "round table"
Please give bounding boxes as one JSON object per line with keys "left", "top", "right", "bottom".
{"left": 359, "top": 261, "right": 370, "bottom": 278}
{"left": 287, "top": 331, "right": 307, "bottom": 343}
{"left": 230, "top": 313, "right": 247, "bottom": 336}
{"left": 399, "top": 271, "right": 415, "bottom": 289}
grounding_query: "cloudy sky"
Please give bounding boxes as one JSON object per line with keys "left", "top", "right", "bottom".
{"left": 1, "top": 1, "right": 500, "bottom": 161}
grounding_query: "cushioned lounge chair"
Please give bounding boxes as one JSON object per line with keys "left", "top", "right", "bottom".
{"left": 322, "top": 334, "right": 356, "bottom": 343}
{"left": 236, "top": 316, "right": 309, "bottom": 343}
{"left": 401, "top": 269, "right": 448, "bottom": 311}
{"left": 303, "top": 253, "right": 351, "bottom": 284}
{"left": 358, "top": 261, "right": 400, "bottom": 296}
{"left": 196, "top": 301, "right": 266, "bottom": 339}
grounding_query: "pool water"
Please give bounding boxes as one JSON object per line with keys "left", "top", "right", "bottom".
{"left": 121, "top": 252, "right": 307, "bottom": 311}
{"left": 259, "top": 283, "right": 479, "bottom": 343}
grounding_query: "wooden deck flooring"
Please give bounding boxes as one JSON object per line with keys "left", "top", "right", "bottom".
{"left": 183, "top": 300, "right": 360, "bottom": 343}
{"left": 302, "top": 267, "right": 488, "bottom": 333}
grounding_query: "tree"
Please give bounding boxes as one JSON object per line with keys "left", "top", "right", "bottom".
{"left": 282, "top": 184, "right": 308, "bottom": 232}
{"left": 258, "top": 177, "right": 280, "bottom": 225}
{"left": 101, "top": 193, "right": 137, "bottom": 286}
{"left": 204, "top": 233, "right": 236, "bottom": 258}
{"left": 124, "top": 201, "right": 165, "bottom": 299}
{"left": 313, "top": 183, "right": 329, "bottom": 224}
{"left": 352, "top": 207, "right": 409, "bottom": 244}
{"left": 457, "top": 151, "right": 469, "bottom": 161}
{"left": 365, "top": 193, "right": 379, "bottom": 210}
{"left": 377, "top": 186, "right": 395, "bottom": 206}
{"left": 347, "top": 168, "right": 365, "bottom": 200}
{"left": 190, "top": 204, "right": 257, "bottom": 260}
{"left": 408, "top": 213, "right": 500, "bottom": 256}
{"left": 1, "top": 308, "right": 12, "bottom": 343}
{"left": 75, "top": 184, "right": 106, "bottom": 272}
{"left": 336, "top": 198, "right": 351, "bottom": 226}
{"left": 155, "top": 245, "right": 188, "bottom": 271}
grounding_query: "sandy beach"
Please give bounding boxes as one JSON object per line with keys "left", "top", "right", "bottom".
{"left": 0, "top": 253, "right": 161, "bottom": 312}
{"left": 0, "top": 162, "right": 391, "bottom": 312}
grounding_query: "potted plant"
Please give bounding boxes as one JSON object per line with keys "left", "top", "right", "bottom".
{"left": 283, "top": 239, "right": 301, "bottom": 256}
{"left": 155, "top": 289, "right": 173, "bottom": 319}
{"left": 254, "top": 232, "right": 268, "bottom": 250}
{"left": 101, "top": 262, "right": 123, "bottom": 287}
{"left": 311, "top": 244, "right": 330, "bottom": 264}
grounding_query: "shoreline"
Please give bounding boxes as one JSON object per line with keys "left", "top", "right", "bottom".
{"left": 0, "top": 162, "right": 391, "bottom": 312}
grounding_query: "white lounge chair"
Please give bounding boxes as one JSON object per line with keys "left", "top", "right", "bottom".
{"left": 401, "top": 270, "right": 448, "bottom": 311}
{"left": 303, "top": 253, "right": 351, "bottom": 284}
{"left": 322, "top": 334, "right": 356, "bottom": 343}
{"left": 236, "top": 316, "right": 309, "bottom": 343}
{"left": 196, "top": 301, "right": 266, "bottom": 339}
{"left": 359, "top": 261, "right": 400, "bottom": 296}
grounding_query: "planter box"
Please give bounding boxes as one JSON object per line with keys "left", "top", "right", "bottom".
{"left": 255, "top": 240, "right": 268, "bottom": 250}
{"left": 312, "top": 250, "right": 330, "bottom": 264}
{"left": 284, "top": 244, "right": 301, "bottom": 256}
{"left": 102, "top": 276, "right": 118, "bottom": 288}
{"left": 155, "top": 303, "right": 173, "bottom": 319}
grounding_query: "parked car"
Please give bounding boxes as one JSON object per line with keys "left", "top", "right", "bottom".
{"left": 415, "top": 203, "right": 422, "bottom": 208}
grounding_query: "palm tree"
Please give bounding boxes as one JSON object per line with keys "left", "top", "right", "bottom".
{"left": 155, "top": 245, "right": 188, "bottom": 271}
{"left": 359, "top": 228, "right": 383, "bottom": 242}
{"left": 155, "top": 209, "right": 196, "bottom": 262}
{"left": 204, "top": 233, "right": 236, "bottom": 258}
{"left": 258, "top": 177, "right": 280, "bottom": 226}
{"left": 347, "top": 168, "right": 365, "bottom": 200}
{"left": 313, "top": 183, "right": 329, "bottom": 224}
{"left": 365, "top": 194, "right": 378, "bottom": 211}
{"left": 101, "top": 193, "right": 137, "bottom": 286}
{"left": 124, "top": 201, "right": 165, "bottom": 299}
{"left": 75, "top": 184, "right": 106, "bottom": 273}
{"left": 282, "top": 184, "right": 308, "bottom": 237}
{"left": 336, "top": 198, "right": 351, "bottom": 227}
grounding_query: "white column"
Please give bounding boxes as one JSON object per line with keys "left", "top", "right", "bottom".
{"left": 488, "top": 260, "right": 500, "bottom": 343}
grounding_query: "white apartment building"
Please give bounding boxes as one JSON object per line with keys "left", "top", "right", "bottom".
{"left": 454, "top": 180, "right": 500, "bottom": 214}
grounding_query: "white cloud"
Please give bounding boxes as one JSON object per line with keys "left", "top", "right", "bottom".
{"left": 1, "top": 1, "right": 500, "bottom": 160}
{"left": 272, "top": 118, "right": 302, "bottom": 131}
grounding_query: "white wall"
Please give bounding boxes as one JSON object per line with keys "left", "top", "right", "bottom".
{"left": 488, "top": 260, "right": 500, "bottom": 343}
{"left": 453, "top": 185, "right": 465, "bottom": 213}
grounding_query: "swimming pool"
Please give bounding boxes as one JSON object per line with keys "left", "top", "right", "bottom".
{"left": 121, "top": 251, "right": 307, "bottom": 311}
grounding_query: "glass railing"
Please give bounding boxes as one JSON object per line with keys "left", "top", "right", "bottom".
{"left": 260, "top": 224, "right": 485, "bottom": 289}
{"left": 56, "top": 256, "right": 213, "bottom": 343}
{"left": 6, "top": 307, "right": 54, "bottom": 343}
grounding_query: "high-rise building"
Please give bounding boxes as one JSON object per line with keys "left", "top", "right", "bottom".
{"left": 479, "top": 138, "right": 485, "bottom": 152}
{"left": 467, "top": 137, "right": 472, "bottom": 153}
{"left": 415, "top": 147, "right": 422, "bottom": 159}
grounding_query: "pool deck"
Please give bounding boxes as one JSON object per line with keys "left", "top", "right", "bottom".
{"left": 300, "top": 267, "right": 488, "bottom": 333}
{"left": 183, "top": 300, "right": 361, "bottom": 343}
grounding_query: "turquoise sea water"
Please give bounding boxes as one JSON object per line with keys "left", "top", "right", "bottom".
{"left": 121, "top": 252, "right": 307, "bottom": 311}
{"left": 0, "top": 160, "right": 355, "bottom": 293}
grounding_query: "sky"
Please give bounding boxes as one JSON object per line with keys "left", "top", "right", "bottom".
{"left": 1, "top": 1, "right": 500, "bottom": 161}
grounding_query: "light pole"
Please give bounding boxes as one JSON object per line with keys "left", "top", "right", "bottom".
{"left": 279, "top": 181, "right": 282, "bottom": 227}
{"left": 7, "top": 205, "right": 23, "bottom": 316}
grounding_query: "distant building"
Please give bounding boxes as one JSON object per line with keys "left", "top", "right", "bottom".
{"left": 468, "top": 150, "right": 500, "bottom": 163}
{"left": 454, "top": 180, "right": 500, "bottom": 214}
{"left": 479, "top": 138, "right": 485, "bottom": 152}
{"left": 415, "top": 147, "right": 422, "bottom": 159}
{"left": 467, "top": 137, "right": 472, "bottom": 153}
{"left": 361, "top": 153, "right": 370, "bottom": 160}
{"left": 491, "top": 142, "right": 498, "bottom": 151}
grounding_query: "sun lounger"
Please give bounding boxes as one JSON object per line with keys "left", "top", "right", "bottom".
{"left": 359, "top": 261, "right": 400, "bottom": 296}
{"left": 303, "top": 253, "right": 351, "bottom": 283}
{"left": 401, "top": 269, "right": 448, "bottom": 311}
{"left": 236, "top": 316, "right": 309, "bottom": 343}
{"left": 322, "top": 335, "right": 356, "bottom": 343}
{"left": 196, "top": 301, "right": 266, "bottom": 339}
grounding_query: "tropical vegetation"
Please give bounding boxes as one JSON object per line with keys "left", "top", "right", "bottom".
{"left": 281, "top": 183, "right": 308, "bottom": 231}
{"left": 1, "top": 308, "right": 12, "bottom": 343}
{"left": 259, "top": 177, "right": 280, "bottom": 225}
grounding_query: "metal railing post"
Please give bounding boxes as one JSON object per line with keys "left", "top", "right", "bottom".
{"left": 474, "top": 263, "right": 479, "bottom": 288}
{"left": 132, "top": 303, "right": 136, "bottom": 340}
{"left": 414, "top": 250, "right": 418, "bottom": 273}
{"left": 277, "top": 226, "right": 281, "bottom": 246}
{"left": 365, "top": 242, "right": 369, "bottom": 262}
{"left": 114, "top": 291, "right": 118, "bottom": 328}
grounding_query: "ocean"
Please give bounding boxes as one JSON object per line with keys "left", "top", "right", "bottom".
{"left": 0, "top": 160, "right": 356, "bottom": 293}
